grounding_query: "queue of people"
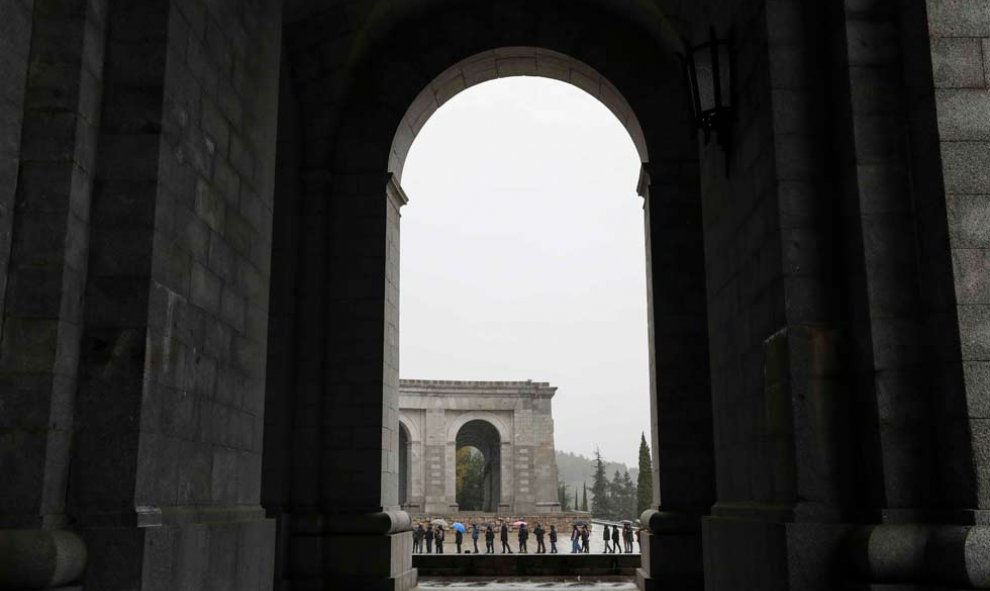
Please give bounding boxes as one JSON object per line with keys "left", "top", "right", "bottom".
{"left": 411, "top": 519, "right": 641, "bottom": 554}
{"left": 601, "top": 523, "right": 637, "bottom": 553}
{"left": 412, "top": 520, "right": 561, "bottom": 554}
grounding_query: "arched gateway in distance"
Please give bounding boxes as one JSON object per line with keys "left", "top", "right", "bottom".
{"left": 398, "top": 380, "right": 561, "bottom": 515}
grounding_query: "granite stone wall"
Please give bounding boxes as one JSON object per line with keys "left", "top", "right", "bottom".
{"left": 0, "top": 0, "right": 987, "bottom": 589}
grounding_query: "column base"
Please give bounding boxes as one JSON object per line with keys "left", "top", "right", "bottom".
{"left": 0, "top": 529, "right": 87, "bottom": 589}
{"left": 636, "top": 529, "right": 704, "bottom": 591}
{"left": 77, "top": 509, "right": 275, "bottom": 590}
{"left": 702, "top": 515, "right": 850, "bottom": 591}
{"left": 288, "top": 530, "right": 417, "bottom": 591}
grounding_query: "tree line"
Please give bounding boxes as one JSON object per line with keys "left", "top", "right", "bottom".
{"left": 557, "top": 433, "right": 653, "bottom": 521}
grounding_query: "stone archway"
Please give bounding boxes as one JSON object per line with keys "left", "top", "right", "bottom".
{"left": 455, "top": 420, "right": 502, "bottom": 513}
{"left": 2, "top": 0, "right": 987, "bottom": 590}
{"left": 268, "top": 1, "right": 715, "bottom": 588}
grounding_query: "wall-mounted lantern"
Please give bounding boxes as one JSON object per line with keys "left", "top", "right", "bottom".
{"left": 681, "top": 27, "right": 735, "bottom": 162}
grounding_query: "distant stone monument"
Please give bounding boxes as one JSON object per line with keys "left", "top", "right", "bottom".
{"left": 398, "top": 380, "right": 561, "bottom": 515}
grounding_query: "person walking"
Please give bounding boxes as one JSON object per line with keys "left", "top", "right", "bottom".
{"left": 636, "top": 527, "right": 642, "bottom": 553}
{"left": 436, "top": 525, "right": 445, "bottom": 554}
{"left": 549, "top": 525, "right": 558, "bottom": 554}
{"left": 602, "top": 524, "right": 612, "bottom": 553}
{"left": 611, "top": 524, "right": 619, "bottom": 554}
{"left": 534, "top": 523, "right": 546, "bottom": 553}
{"left": 425, "top": 525, "right": 434, "bottom": 554}
{"left": 624, "top": 523, "right": 634, "bottom": 553}
{"left": 485, "top": 525, "right": 495, "bottom": 553}
{"left": 455, "top": 526, "right": 463, "bottom": 554}
{"left": 580, "top": 525, "right": 590, "bottom": 553}
{"left": 570, "top": 525, "right": 580, "bottom": 553}
{"left": 500, "top": 521, "right": 513, "bottom": 554}
{"left": 517, "top": 523, "right": 529, "bottom": 553}
{"left": 471, "top": 523, "right": 480, "bottom": 554}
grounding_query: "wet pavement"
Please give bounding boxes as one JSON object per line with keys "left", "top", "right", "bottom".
{"left": 418, "top": 578, "right": 637, "bottom": 590}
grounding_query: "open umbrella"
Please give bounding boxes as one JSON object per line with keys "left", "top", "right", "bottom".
{"left": 452, "top": 522, "right": 466, "bottom": 533}
{"left": 572, "top": 519, "right": 589, "bottom": 526}
{"left": 620, "top": 519, "right": 634, "bottom": 524}
{"left": 512, "top": 520, "right": 527, "bottom": 527}
{"left": 431, "top": 518, "right": 449, "bottom": 527}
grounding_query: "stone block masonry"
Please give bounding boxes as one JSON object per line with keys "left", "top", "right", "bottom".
{"left": 400, "top": 380, "right": 562, "bottom": 515}
{"left": 1, "top": 0, "right": 989, "bottom": 589}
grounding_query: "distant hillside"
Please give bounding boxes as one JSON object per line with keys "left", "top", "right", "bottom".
{"left": 555, "top": 450, "right": 637, "bottom": 504}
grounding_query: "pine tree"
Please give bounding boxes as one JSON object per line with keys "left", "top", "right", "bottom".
{"left": 559, "top": 482, "right": 569, "bottom": 511}
{"left": 590, "top": 447, "right": 612, "bottom": 518}
{"left": 636, "top": 432, "right": 654, "bottom": 515}
{"left": 581, "top": 482, "right": 588, "bottom": 511}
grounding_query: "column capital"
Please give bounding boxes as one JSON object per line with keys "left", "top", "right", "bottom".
{"left": 387, "top": 173, "right": 410, "bottom": 209}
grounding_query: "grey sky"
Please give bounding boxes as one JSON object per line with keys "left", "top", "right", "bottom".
{"left": 400, "top": 77, "right": 649, "bottom": 467}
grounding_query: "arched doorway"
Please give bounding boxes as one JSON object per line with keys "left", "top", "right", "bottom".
{"left": 454, "top": 420, "right": 502, "bottom": 513}
{"left": 265, "top": 1, "right": 714, "bottom": 588}
{"left": 399, "top": 422, "right": 411, "bottom": 507}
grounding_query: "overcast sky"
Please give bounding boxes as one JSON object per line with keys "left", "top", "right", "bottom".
{"left": 400, "top": 77, "right": 650, "bottom": 468}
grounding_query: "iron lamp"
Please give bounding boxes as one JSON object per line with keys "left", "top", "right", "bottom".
{"left": 682, "top": 27, "right": 735, "bottom": 155}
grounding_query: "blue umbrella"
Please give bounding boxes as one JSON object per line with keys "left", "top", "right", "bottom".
{"left": 452, "top": 522, "right": 466, "bottom": 533}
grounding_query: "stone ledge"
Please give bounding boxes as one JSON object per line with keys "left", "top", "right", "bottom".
{"left": 413, "top": 553, "right": 639, "bottom": 577}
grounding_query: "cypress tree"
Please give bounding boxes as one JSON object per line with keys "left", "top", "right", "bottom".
{"left": 610, "top": 470, "right": 624, "bottom": 520}
{"left": 636, "top": 432, "right": 654, "bottom": 515}
{"left": 621, "top": 470, "right": 636, "bottom": 518}
{"left": 590, "top": 447, "right": 612, "bottom": 517}
{"left": 581, "top": 482, "right": 588, "bottom": 511}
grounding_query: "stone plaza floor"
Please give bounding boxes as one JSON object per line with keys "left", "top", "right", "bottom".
{"left": 418, "top": 578, "right": 637, "bottom": 590}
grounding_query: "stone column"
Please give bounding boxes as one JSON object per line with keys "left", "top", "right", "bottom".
{"left": 499, "top": 439, "right": 514, "bottom": 513}
{"left": 637, "top": 160, "right": 714, "bottom": 591}
{"left": 0, "top": 1, "right": 99, "bottom": 586}
{"left": 445, "top": 435, "right": 458, "bottom": 512}
{"left": 916, "top": 0, "right": 990, "bottom": 523}
{"left": 423, "top": 407, "right": 447, "bottom": 513}
{"left": 315, "top": 173, "right": 415, "bottom": 590}
{"left": 68, "top": 0, "right": 281, "bottom": 588}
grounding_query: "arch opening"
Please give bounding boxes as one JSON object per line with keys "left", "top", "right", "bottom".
{"left": 399, "top": 422, "right": 411, "bottom": 507}
{"left": 455, "top": 420, "right": 502, "bottom": 512}
{"left": 388, "top": 47, "right": 649, "bottom": 182}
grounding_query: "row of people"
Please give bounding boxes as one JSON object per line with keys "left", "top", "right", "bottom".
{"left": 411, "top": 521, "right": 641, "bottom": 554}
{"left": 412, "top": 521, "right": 560, "bottom": 554}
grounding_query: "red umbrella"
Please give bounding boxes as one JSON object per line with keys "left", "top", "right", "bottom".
{"left": 512, "top": 520, "right": 527, "bottom": 527}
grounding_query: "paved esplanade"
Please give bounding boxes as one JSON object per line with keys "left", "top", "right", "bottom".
{"left": 1, "top": 0, "right": 989, "bottom": 590}
{"left": 399, "top": 380, "right": 561, "bottom": 515}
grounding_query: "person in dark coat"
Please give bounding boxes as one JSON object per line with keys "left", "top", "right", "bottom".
{"left": 624, "top": 524, "right": 634, "bottom": 553}
{"left": 603, "top": 524, "right": 613, "bottom": 553}
{"left": 413, "top": 523, "right": 424, "bottom": 553}
{"left": 580, "top": 525, "right": 590, "bottom": 553}
{"left": 549, "top": 525, "right": 558, "bottom": 553}
{"left": 485, "top": 525, "right": 496, "bottom": 553}
{"left": 455, "top": 527, "right": 464, "bottom": 553}
{"left": 436, "top": 525, "right": 445, "bottom": 554}
{"left": 518, "top": 523, "right": 529, "bottom": 553}
{"left": 471, "top": 523, "right": 480, "bottom": 553}
{"left": 425, "top": 525, "right": 434, "bottom": 554}
{"left": 534, "top": 523, "right": 546, "bottom": 553}
{"left": 611, "top": 524, "right": 620, "bottom": 554}
{"left": 500, "top": 521, "right": 513, "bottom": 553}
{"left": 570, "top": 525, "right": 580, "bottom": 553}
